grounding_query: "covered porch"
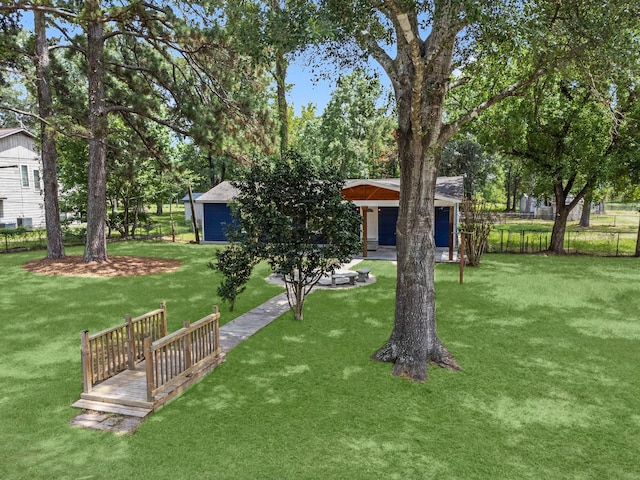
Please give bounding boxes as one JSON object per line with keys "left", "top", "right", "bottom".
{"left": 352, "top": 245, "right": 459, "bottom": 263}
{"left": 342, "top": 177, "right": 464, "bottom": 261}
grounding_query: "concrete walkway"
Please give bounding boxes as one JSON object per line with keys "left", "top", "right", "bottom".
{"left": 219, "top": 258, "right": 370, "bottom": 351}
{"left": 219, "top": 292, "right": 291, "bottom": 352}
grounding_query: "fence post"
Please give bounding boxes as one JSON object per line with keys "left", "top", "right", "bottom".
{"left": 144, "top": 336, "right": 154, "bottom": 402}
{"left": 616, "top": 233, "right": 620, "bottom": 256}
{"left": 459, "top": 234, "right": 466, "bottom": 284}
{"left": 80, "top": 330, "right": 92, "bottom": 394}
{"left": 213, "top": 305, "right": 221, "bottom": 356}
{"left": 125, "top": 313, "right": 135, "bottom": 370}
{"left": 160, "top": 301, "right": 167, "bottom": 337}
{"left": 184, "top": 320, "right": 192, "bottom": 369}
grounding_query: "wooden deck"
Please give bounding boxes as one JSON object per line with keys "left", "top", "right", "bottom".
{"left": 73, "top": 352, "right": 226, "bottom": 418}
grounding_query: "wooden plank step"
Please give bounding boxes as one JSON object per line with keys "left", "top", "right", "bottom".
{"left": 72, "top": 399, "right": 152, "bottom": 418}
{"left": 80, "top": 392, "right": 154, "bottom": 409}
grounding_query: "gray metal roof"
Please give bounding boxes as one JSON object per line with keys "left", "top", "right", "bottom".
{"left": 196, "top": 182, "right": 239, "bottom": 203}
{"left": 198, "top": 176, "right": 464, "bottom": 203}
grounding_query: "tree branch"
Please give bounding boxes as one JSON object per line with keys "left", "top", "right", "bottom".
{"left": 0, "top": 4, "right": 76, "bottom": 19}
{"left": 107, "top": 105, "right": 192, "bottom": 137}
{"left": 440, "top": 66, "right": 548, "bottom": 144}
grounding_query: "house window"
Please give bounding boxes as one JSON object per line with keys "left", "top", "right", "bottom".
{"left": 21, "top": 165, "right": 29, "bottom": 187}
{"left": 0, "top": 200, "right": 3, "bottom": 218}
{"left": 33, "top": 170, "right": 41, "bottom": 191}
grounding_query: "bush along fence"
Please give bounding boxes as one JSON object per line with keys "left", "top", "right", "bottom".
{"left": 489, "top": 229, "right": 638, "bottom": 256}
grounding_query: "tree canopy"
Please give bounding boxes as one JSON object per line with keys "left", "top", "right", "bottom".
{"left": 218, "top": 153, "right": 362, "bottom": 320}
{"left": 317, "top": 0, "right": 640, "bottom": 381}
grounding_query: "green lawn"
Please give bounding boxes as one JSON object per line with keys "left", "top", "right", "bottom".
{"left": 1, "top": 245, "right": 639, "bottom": 479}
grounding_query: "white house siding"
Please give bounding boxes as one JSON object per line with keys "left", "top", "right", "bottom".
{"left": 0, "top": 129, "right": 45, "bottom": 228}
{"left": 182, "top": 193, "right": 204, "bottom": 224}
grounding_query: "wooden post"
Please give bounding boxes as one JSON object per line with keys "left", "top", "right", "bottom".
{"left": 80, "top": 330, "right": 92, "bottom": 393}
{"left": 125, "top": 313, "right": 135, "bottom": 370}
{"left": 448, "top": 206, "right": 454, "bottom": 261}
{"left": 144, "top": 336, "right": 154, "bottom": 402}
{"left": 183, "top": 319, "right": 193, "bottom": 369}
{"left": 213, "top": 305, "right": 221, "bottom": 356}
{"left": 459, "top": 233, "right": 466, "bottom": 284}
{"left": 361, "top": 206, "right": 368, "bottom": 258}
{"left": 160, "top": 301, "right": 167, "bottom": 337}
{"left": 188, "top": 184, "right": 200, "bottom": 243}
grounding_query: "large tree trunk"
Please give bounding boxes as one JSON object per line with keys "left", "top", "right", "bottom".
{"left": 271, "top": 0, "right": 289, "bottom": 156}
{"left": 84, "top": 1, "right": 108, "bottom": 262}
{"left": 371, "top": 136, "right": 458, "bottom": 381}
{"left": 505, "top": 163, "right": 512, "bottom": 211}
{"left": 188, "top": 184, "right": 200, "bottom": 243}
{"left": 549, "top": 205, "right": 570, "bottom": 254}
{"left": 34, "top": 11, "right": 65, "bottom": 259}
{"left": 370, "top": 16, "right": 459, "bottom": 381}
{"left": 635, "top": 214, "right": 640, "bottom": 257}
{"left": 274, "top": 51, "right": 289, "bottom": 155}
{"left": 579, "top": 192, "right": 591, "bottom": 227}
{"left": 548, "top": 180, "right": 590, "bottom": 254}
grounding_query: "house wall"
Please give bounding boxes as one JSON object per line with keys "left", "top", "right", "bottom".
{"left": 0, "top": 133, "right": 45, "bottom": 228}
{"left": 365, "top": 207, "right": 378, "bottom": 248}
{"left": 184, "top": 201, "right": 203, "bottom": 224}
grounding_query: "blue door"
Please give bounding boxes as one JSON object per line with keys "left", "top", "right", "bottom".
{"left": 203, "top": 203, "right": 234, "bottom": 241}
{"left": 434, "top": 207, "right": 450, "bottom": 247}
{"left": 378, "top": 207, "right": 398, "bottom": 246}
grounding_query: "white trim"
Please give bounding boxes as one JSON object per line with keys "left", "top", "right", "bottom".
{"left": 351, "top": 200, "right": 398, "bottom": 207}
{"left": 351, "top": 197, "right": 458, "bottom": 207}
{"left": 20, "top": 164, "right": 30, "bottom": 188}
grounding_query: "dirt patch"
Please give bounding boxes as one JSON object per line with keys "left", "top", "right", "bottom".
{"left": 23, "top": 255, "right": 182, "bottom": 277}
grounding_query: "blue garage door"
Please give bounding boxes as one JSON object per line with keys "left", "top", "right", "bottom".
{"left": 378, "top": 207, "right": 399, "bottom": 246}
{"left": 435, "top": 207, "right": 450, "bottom": 247}
{"left": 203, "top": 203, "right": 234, "bottom": 242}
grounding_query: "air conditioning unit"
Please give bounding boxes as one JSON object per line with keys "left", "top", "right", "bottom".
{"left": 17, "top": 217, "right": 32, "bottom": 228}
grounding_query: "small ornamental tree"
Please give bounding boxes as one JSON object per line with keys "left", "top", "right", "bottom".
{"left": 460, "top": 199, "right": 495, "bottom": 267}
{"left": 217, "top": 152, "right": 362, "bottom": 320}
{"left": 209, "top": 245, "right": 257, "bottom": 311}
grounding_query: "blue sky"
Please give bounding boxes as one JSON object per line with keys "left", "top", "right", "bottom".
{"left": 287, "top": 57, "right": 390, "bottom": 115}
{"left": 287, "top": 61, "right": 334, "bottom": 114}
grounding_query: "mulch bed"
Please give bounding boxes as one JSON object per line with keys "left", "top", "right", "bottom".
{"left": 23, "top": 255, "right": 182, "bottom": 277}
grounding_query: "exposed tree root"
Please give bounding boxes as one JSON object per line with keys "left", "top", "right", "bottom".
{"left": 429, "top": 343, "right": 462, "bottom": 371}
{"left": 370, "top": 342, "right": 396, "bottom": 363}
{"left": 371, "top": 341, "right": 461, "bottom": 381}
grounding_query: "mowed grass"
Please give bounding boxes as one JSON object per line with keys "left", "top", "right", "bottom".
{"left": 1, "top": 246, "right": 639, "bottom": 479}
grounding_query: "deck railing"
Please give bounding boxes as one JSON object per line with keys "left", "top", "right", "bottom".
{"left": 144, "top": 306, "right": 221, "bottom": 402}
{"left": 80, "top": 303, "right": 167, "bottom": 393}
